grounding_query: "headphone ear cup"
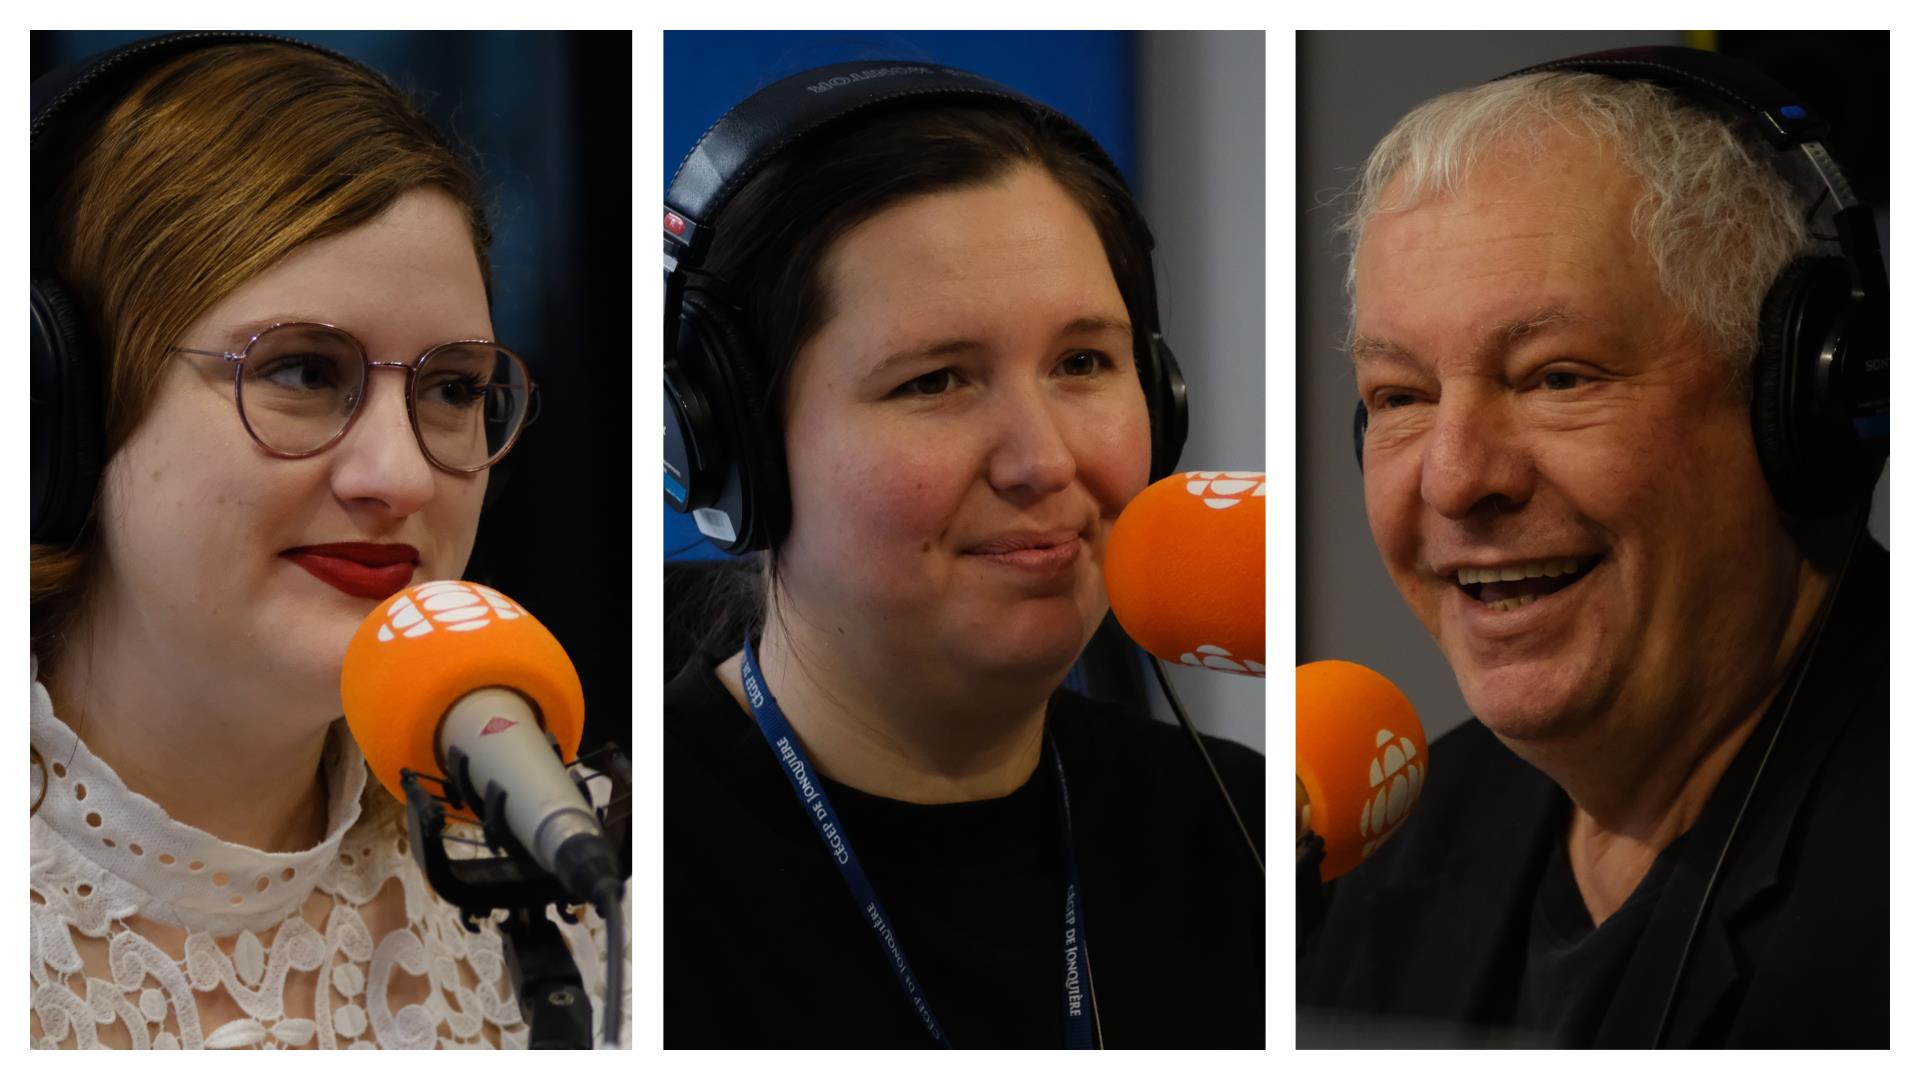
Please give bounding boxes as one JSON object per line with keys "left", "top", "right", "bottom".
{"left": 1143, "top": 333, "right": 1188, "bottom": 481}
{"left": 1750, "top": 256, "right": 1867, "bottom": 517}
{"left": 677, "top": 287, "right": 788, "bottom": 552}
{"left": 1352, "top": 400, "right": 1369, "bottom": 473}
{"left": 31, "top": 276, "right": 104, "bottom": 548}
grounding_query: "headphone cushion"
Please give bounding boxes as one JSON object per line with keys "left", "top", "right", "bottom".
{"left": 679, "top": 288, "right": 788, "bottom": 551}
{"left": 1751, "top": 256, "right": 1861, "bottom": 516}
{"left": 31, "top": 276, "right": 105, "bottom": 547}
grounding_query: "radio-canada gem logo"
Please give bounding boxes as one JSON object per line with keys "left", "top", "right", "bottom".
{"left": 374, "top": 581, "right": 522, "bottom": 643}
{"left": 1177, "top": 643, "right": 1265, "bottom": 675}
{"left": 1358, "top": 728, "right": 1425, "bottom": 858}
{"left": 1184, "top": 470, "right": 1265, "bottom": 510}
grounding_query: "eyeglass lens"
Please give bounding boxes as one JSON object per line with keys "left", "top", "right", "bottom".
{"left": 236, "top": 325, "right": 533, "bottom": 469}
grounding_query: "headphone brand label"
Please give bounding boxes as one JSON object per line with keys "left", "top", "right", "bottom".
{"left": 805, "top": 65, "right": 952, "bottom": 94}
{"left": 663, "top": 211, "right": 687, "bottom": 237}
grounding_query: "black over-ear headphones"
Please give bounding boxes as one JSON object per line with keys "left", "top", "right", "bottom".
{"left": 30, "top": 32, "right": 367, "bottom": 549}
{"left": 1351, "top": 46, "right": 1888, "bottom": 519}
{"left": 664, "top": 61, "right": 1189, "bottom": 555}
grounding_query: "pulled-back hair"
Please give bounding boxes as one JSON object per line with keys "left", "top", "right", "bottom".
{"left": 1341, "top": 70, "right": 1819, "bottom": 372}
{"left": 32, "top": 41, "right": 490, "bottom": 659}
{"left": 684, "top": 100, "right": 1156, "bottom": 655}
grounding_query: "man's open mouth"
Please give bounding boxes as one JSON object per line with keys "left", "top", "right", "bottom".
{"left": 1454, "top": 555, "right": 1602, "bottom": 612}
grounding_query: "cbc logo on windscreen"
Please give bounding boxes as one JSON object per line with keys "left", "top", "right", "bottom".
{"left": 373, "top": 581, "right": 522, "bottom": 643}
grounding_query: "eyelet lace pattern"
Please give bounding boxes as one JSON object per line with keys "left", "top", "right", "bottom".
{"left": 29, "top": 670, "right": 627, "bottom": 1050}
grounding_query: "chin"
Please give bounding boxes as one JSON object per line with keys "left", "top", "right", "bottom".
{"left": 257, "top": 604, "right": 368, "bottom": 719}
{"left": 947, "top": 606, "right": 1094, "bottom": 684}
{"left": 1458, "top": 666, "right": 1604, "bottom": 747}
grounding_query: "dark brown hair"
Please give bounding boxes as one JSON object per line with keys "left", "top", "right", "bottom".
{"left": 683, "top": 100, "right": 1157, "bottom": 658}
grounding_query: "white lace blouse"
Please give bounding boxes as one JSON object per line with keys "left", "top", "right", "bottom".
{"left": 29, "top": 670, "right": 626, "bottom": 1049}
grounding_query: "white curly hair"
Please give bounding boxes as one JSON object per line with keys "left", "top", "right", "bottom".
{"left": 1341, "top": 71, "right": 1824, "bottom": 376}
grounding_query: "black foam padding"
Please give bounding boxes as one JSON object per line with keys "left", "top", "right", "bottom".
{"left": 1750, "top": 256, "right": 1875, "bottom": 516}
{"left": 31, "top": 276, "right": 104, "bottom": 547}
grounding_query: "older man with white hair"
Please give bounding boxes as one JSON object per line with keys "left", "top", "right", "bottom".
{"left": 1298, "top": 47, "right": 1887, "bottom": 1049}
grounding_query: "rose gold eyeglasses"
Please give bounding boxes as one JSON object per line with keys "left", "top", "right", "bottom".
{"left": 170, "top": 321, "right": 539, "bottom": 473}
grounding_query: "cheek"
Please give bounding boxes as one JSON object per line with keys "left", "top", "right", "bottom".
{"left": 425, "top": 477, "right": 489, "bottom": 574}
{"left": 1538, "top": 406, "right": 1762, "bottom": 547}
{"left": 1079, "top": 398, "right": 1153, "bottom": 509}
{"left": 810, "top": 439, "right": 971, "bottom": 544}
{"left": 104, "top": 426, "right": 272, "bottom": 559}
{"left": 1361, "top": 461, "right": 1421, "bottom": 573}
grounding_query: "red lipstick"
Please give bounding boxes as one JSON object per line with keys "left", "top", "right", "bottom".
{"left": 283, "top": 543, "right": 419, "bottom": 601}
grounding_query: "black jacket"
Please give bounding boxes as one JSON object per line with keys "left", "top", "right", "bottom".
{"left": 1299, "top": 543, "right": 1889, "bottom": 1048}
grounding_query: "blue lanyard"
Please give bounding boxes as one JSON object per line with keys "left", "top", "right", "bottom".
{"left": 740, "top": 636, "right": 1098, "bottom": 1049}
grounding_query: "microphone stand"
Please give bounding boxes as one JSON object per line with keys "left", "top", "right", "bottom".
{"left": 400, "top": 743, "right": 631, "bottom": 1050}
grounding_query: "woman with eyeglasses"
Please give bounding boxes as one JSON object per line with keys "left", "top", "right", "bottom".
{"left": 29, "top": 37, "right": 609, "bottom": 1049}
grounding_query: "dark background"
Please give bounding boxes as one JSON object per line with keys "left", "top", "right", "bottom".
{"left": 33, "top": 31, "right": 634, "bottom": 758}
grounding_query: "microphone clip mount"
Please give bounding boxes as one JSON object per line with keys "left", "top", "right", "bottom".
{"left": 400, "top": 744, "right": 631, "bottom": 1050}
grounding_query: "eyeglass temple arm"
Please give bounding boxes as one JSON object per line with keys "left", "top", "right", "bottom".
{"left": 169, "top": 346, "right": 243, "bottom": 362}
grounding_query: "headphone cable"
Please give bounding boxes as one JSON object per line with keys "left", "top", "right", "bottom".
{"left": 1150, "top": 655, "right": 1265, "bottom": 877}
{"left": 1650, "top": 506, "right": 1871, "bottom": 1046}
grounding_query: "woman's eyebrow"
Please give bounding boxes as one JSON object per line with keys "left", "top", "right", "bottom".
{"left": 221, "top": 314, "right": 331, "bottom": 348}
{"left": 866, "top": 315, "right": 1133, "bottom": 380}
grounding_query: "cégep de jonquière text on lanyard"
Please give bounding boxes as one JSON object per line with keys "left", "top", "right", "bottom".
{"left": 740, "top": 637, "right": 1100, "bottom": 1049}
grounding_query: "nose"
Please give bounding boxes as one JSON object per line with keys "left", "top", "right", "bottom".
{"left": 329, "top": 369, "right": 436, "bottom": 520}
{"left": 1419, "top": 389, "right": 1534, "bottom": 520}
{"left": 984, "top": 381, "right": 1076, "bottom": 498}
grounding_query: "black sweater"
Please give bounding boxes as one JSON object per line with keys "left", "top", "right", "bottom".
{"left": 665, "top": 655, "right": 1265, "bottom": 1048}
{"left": 1300, "top": 543, "right": 1890, "bottom": 1048}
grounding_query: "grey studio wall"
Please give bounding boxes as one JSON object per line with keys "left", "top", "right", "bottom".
{"left": 1139, "top": 32, "right": 1267, "bottom": 754}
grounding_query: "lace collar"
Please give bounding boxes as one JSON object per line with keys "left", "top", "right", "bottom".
{"left": 30, "top": 666, "right": 368, "bottom": 935}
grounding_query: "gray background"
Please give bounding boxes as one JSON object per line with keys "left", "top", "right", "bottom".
{"left": 1139, "top": 32, "right": 1267, "bottom": 753}
{"left": 1296, "top": 31, "right": 1890, "bottom": 741}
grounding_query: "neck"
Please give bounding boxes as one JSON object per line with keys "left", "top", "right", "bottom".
{"left": 720, "top": 610, "right": 1055, "bottom": 804}
{"left": 1516, "top": 553, "right": 1839, "bottom": 923}
{"left": 42, "top": 609, "right": 334, "bottom": 854}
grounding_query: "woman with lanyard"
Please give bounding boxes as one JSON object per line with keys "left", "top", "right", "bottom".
{"left": 664, "top": 60, "right": 1266, "bottom": 1048}
{"left": 30, "top": 34, "right": 622, "bottom": 1048}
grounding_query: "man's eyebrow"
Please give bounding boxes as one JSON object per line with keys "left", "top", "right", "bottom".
{"left": 1347, "top": 334, "right": 1410, "bottom": 365}
{"left": 1492, "top": 306, "right": 1582, "bottom": 347}
{"left": 866, "top": 315, "right": 1132, "bottom": 380}
{"left": 1348, "top": 308, "right": 1585, "bottom": 366}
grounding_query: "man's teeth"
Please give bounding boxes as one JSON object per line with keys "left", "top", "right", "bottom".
{"left": 1454, "top": 557, "right": 1584, "bottom": 586}
{"left": 1484, "top": 594, "right": 1540, "bottom": 613}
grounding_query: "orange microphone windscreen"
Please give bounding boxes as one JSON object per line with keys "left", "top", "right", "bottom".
{"left": 1104, "top": 471, "right": 1265, "bottom": 676}
{"left": 341, "top": 580, "right": 585, "bottom": 801}
{"left": 1296, "top": 660, "right": 1428, "bottom": 880}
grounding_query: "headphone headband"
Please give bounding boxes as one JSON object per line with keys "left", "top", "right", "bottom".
{"left": 664, "top": 61, "right": 1135, "bottom": 275}
{"left": 1497, "top": 46, "right": 1833, "bottom": 149}
{"left": 33, "top": 32, "right": 358, "bottom": 147}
